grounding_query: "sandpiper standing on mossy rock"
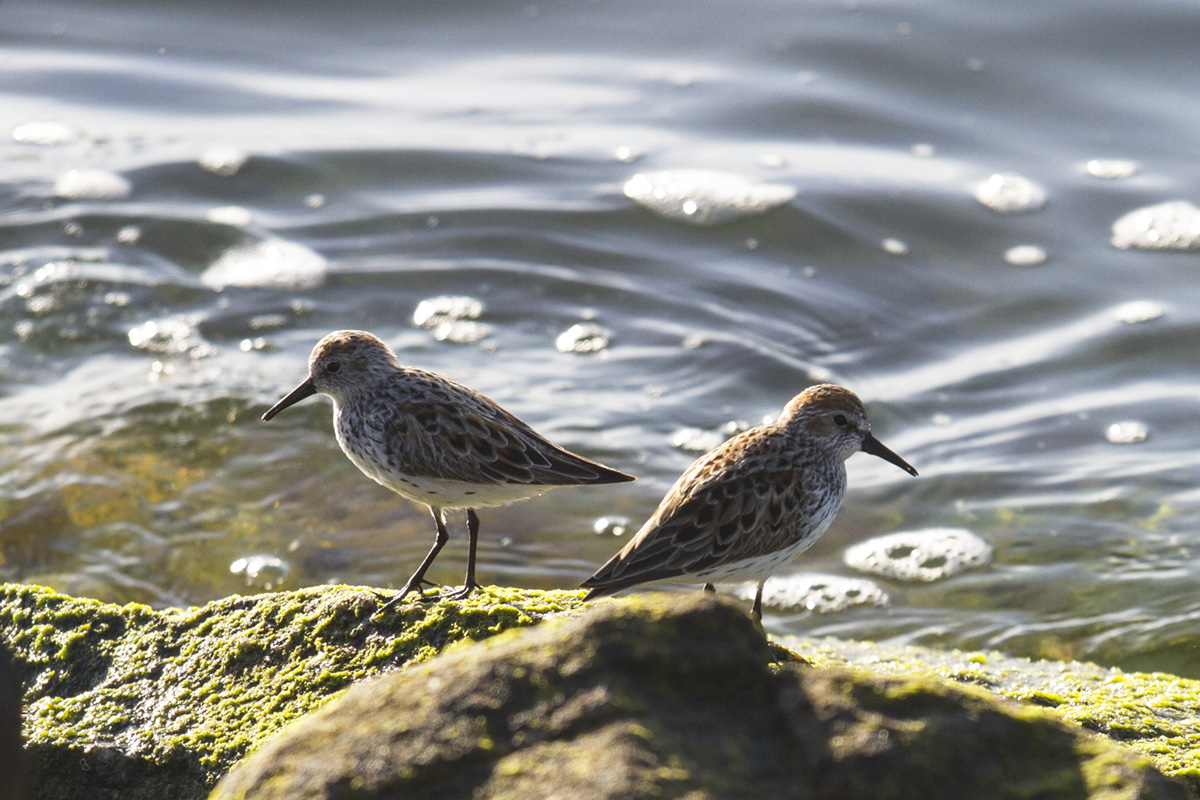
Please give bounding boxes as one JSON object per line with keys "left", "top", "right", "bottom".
{"left": 582, "top": 384, "right": 917, "bottom": 620}
{"left": 263, "top": 330, "right": 635, "bottom": 614}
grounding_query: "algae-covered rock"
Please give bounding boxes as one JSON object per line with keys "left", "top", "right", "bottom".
{"left": 209, "top": 594, "right": 1188, "bottom": 800}
{"left": 791, "top": 636, "right": 1200, "bottom": 792}
{"left": 0, "top": 582, "right": 585, "bottom": 800}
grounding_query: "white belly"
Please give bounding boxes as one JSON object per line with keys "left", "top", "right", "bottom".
{"left": 342, "top": 444, "right": 552, "bottom": 509}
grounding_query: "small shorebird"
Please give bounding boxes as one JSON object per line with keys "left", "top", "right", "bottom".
{"left": 581, "top": 384, "right": 917, "bottom": 620}
{"left": 262, "top": 330, "right": 634, "bottom": 613}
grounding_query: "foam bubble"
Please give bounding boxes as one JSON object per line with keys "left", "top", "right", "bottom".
{"left": 127, "top": 317, "right": 208, "bottom": 357}
{"left": 202, "top": 239, "right": 326, "bottom": 290}
{"left": 1105, "top": 421, "right": 1148, "bottom": 444}
{"left": 1111, "top": 201, "right": 1200, "bottom": 251}
{"left": 556, "top": 322, "right": 610, "bottom": 354}
{"left": 434, "top": 320, "right": 493, "bottom": 344}
{"left": 844, "top": 528, "right": 992, "bottom": 582}
{"left": 1004, "top": 244, "right": 1048, "bottom": 266}
{"left": 413, "top": 295, "right": 483, "bottom": 328}
{"left": 733, "top": 572, "right": 889, "bottom": 614}
{"left": 230, "top": 554, "right": 290, "bottom": 590}
{"left": 206, "top": 206, "right": 254, "bottom": 227}
{"left": 1113, "top": 300, "right": 1165, "bottom": 324}
{"left": 624, "top": 169, "right": 796, "bottom": 226}
{"left": 13, "top": 120, "right": 79, "bottom": 146}
{"left": 1085, "top": 159, "right": 1138, "bottom": 179}
{"left": 199, "top": 146, "right": 249, "bottom": 177}
{"left": 54, "top": 169, "right": 131, "bottom": 200}
{"left": 973, "top": 172, "right": 1047, "bottom": 213}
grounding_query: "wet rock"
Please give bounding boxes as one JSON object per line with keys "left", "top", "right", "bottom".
{"left": 1, "top": 642, "right": 31, "bottom": 800}
{"left": 211, "top": 594, "right": 1187, "bottom": 800}
{"left": 0, "top": 582, "right": 583, "bottom": 800}
{"left": 2, "top": 583, "right": 1196, "bottom": 800}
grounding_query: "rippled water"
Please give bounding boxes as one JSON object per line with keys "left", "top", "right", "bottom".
{"left": 4, "top": 0, "right": 1200, "bottom": 677}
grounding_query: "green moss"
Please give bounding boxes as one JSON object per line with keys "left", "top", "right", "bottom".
{"left": 786, "top": 634, "right": 1200, "bottom": 793}
{"left": 211, "top": 594, "right": 1187, "bottom": 800}
{"left": 1, "top": 582, "right": 588, "bottom": 800}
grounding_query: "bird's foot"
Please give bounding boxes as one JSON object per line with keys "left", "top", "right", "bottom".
{"left": 445, "top": 581, "right": 482, "bottom": 602}
{"left": 371, "top": 579, "right": 440, "bottom": 618}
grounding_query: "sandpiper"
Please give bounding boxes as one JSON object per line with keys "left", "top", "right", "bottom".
{"left": 581, "top": 384, "right": 917, "bottom": 620}
{"left": 262, "top": 330, "right": 634, "bottom": 613}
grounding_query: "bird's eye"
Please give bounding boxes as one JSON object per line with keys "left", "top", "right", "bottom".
{"left": 326, "top": 361, "right": 341, "bottom": 374}
{"left": 832, "top": 413, "right": 848, "bottom": 427}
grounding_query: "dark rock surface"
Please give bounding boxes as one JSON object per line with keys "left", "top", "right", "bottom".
{"left": 209, "top": 593, "right": 1190, "bottom": 800}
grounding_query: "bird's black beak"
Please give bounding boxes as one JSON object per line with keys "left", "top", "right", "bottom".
{"left": 262, "top": 377, "right": 317, "bottom": 421}
{"left": 861, "top": 433, "right": 918, "bottom": 476}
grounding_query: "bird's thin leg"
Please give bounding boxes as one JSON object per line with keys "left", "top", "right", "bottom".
{"left": 751, "top": 581, "right": 764, "bottom": 621}
{"left": 703, "top": 583, "right": 716, "bottom": 593}
{"left": 447, "top": 509, "right": 482, "bottom": 601}
{"left": 376, "top": 507, "right": 449, "bottom": 615}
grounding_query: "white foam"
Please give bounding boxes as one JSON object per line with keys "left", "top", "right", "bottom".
{"left": 1113, "top": 300, "right": 1165, "bottom": 324}
{"left": 413, "top": 295, "right": 483, "bottom": 328}
{"left": 556, "top": 322, "right": 610, "bottom": 354}
{"left": 1105, "top": 421, "right": 1148, "bottom": 444}
{"left": 1111, "top": 201, "right": 1200, "bottom": 251}
{"left": 54, "top": 169, "right": 132, "bottom": 200}
{"left": 229, "top": 554, "right": 290, "bottom": 590}
{"left": 973, "top": 172, "right": 1046, "bottom": 213}
{"left": 1085, "top": 159, "right": 1138, "bottom": 179}
{"left": 1004, "top": 244, "right": 1048, "bottom": 266}
{"left": 202, "top": 239, "right": 326, "bottom": 290}
{"left": 199, "top": 146, "right": 249, "bottom": 177}
{"left": 624, "top": 169, "right": 796, "bottom": 225}
{"left": 13, "top": 120, "right": 79, "bottom": 146}
{"left": 844, "top": 528, "right": 992, "bottom": 582}
{"left": 733, "top": 572, "right": 889, "bottom": 613}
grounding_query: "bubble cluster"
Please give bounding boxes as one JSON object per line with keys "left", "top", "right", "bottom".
{"left": 1105, "top": 421, "right": 1149, "bottom": 444}
{"left": 1111, "top": 201, "right": 1200, "bottom": 251}
{"left": 1085, "top": 159, "right": 1138, "bottom": 179}
{"left": 1113, "top": 300, "right": 1165, "bottom": 324}
{"left": 127, "top": 317, "right": 209, "bottom": 357}
{"left": 412, "top": 295, "right": 483, "bottom": 328}
{"left": 623, "top": 169, "right": 796, "bottom": 226}
{"left": 202, "top": 239, "right": 327, "bottom": 290}
{"left": 230, "top": 554, "right": 290, "bottom": 590}
{"left": 199, "top": 146, "right": 249, "bottom": 177}
{"left": 556, "top": 322, "right": 610, "bottom": 354}
{"left": 973, "top": 172, "right": 1047, "bottom": 214}
{"left": 13, "top": 120, "right": 79, "bottom": 145}
{"left": 844, "top": 528, "right": 992, "bottom": 582}
{"left": 1004, "top": 244, "right": 1048, "bottom": 266}
{"left": 54, "top": 169, "right": 132, "bottom": 200}
{"left": 733, "top": 572, "right": 889, "bottom": 614}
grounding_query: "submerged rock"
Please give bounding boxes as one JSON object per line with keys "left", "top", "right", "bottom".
{"left": 211, "top": 594, "right": 1188, "bottom": 800}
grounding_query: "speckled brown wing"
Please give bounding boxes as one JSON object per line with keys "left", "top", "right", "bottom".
{"left": 379, "top": 372, "right": 633, "bottom": 487}
{"left": 583, "top": 427, "right": 806, "bottom": 595}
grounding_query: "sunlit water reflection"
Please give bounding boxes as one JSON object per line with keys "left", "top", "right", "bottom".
{"left": 3, "top": 0, "right": 1200, "bottom": 678}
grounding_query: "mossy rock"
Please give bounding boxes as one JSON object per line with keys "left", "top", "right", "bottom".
{"left": 210, "top": 593, "right": 1189, "bottom": 800}
{"left": 0, "top": 582, "right": 585, "bottom": 800}
{"left": 791, "top": 636, "right": 1200, "bottom": 792}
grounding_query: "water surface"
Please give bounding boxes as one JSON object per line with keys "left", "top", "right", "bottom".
{"left": 4, "top": 0, "right": 1200, "bottom": 677}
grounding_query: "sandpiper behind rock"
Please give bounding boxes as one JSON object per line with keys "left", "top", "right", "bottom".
{"left": 581, "top": 384, "right": 916, "bottom": 620}
{"left": 263, "top": 330, "right": 634, "bottom": 613}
